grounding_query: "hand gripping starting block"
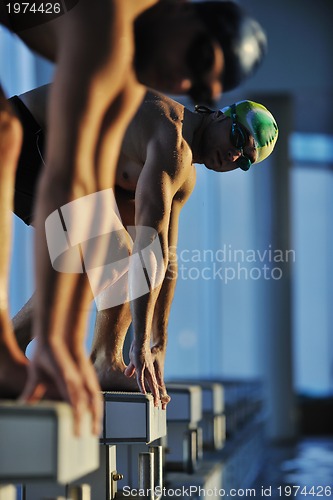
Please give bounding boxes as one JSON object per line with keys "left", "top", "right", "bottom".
{"left": 101, "top": 392, "right": 167, "bottom": 444}
{"left": 0, "top": 401, "right": 99, "bottom": 500}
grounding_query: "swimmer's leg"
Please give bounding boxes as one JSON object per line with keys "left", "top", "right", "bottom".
{"left": 90, "top": 302, "right": 141, "bottom": 392}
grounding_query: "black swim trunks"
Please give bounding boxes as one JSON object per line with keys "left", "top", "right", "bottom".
{"left": 9, "top": 95, "right": 45, "bottom": 226}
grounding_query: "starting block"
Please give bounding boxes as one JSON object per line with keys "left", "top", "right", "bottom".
{"left": 21, "top": 392, "right": 167, "bottom": 500}
{"left": 199, "top": 382, "right": 225, "bottom": 451}
{"left": 102, "top": 392, "right": 167, "bottom": 496}
{"left": 0, "top": 401, "right": 99, "bottom": 485}
{"left": 170, "top": 380, "right": 226, "bottom": 451}
{"left": 24, "top": 445, "right": 118, "bottom": 500}
{"left": 101, "top": 392, "right": 167, "bottom": 444}
{"left": 0, "top": 486, "right": 16, "bottom": 500}
{"left": 0, "top": 401, "right": 99, "bottom": 500}
{"left": 165, "top": 384, "right": 203, "bottom": 474}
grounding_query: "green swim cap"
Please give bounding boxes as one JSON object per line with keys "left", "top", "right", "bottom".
{"left": 221, "top": 100, "right": 278, "bottom": 163}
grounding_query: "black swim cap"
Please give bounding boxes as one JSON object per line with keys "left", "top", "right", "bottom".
{"left": 192, "top": 1, "right": 267, "bottom": 91}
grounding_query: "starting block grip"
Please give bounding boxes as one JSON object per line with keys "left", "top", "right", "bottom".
{"left": 101, "top": 392, "right": 167, "bottom": 444}
{"left": 0, "top": 401, "right": 99, "bottom": 485}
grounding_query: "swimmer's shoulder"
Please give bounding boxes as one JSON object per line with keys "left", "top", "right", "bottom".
{"left": 141, "top": 91, "right": 186, "bottom": 146}
{"left": 124, "top": 91, "right": 179, "bottom": 157}
{"left": 124, "top": 90, "right": 192, "bottom": 181}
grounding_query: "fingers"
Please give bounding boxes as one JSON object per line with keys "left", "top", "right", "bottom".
{"left": 90, "top": 390, "right": 103, "bottom": 436}
{"left": 80, "top": 360, "right": 103, "bottom": 435}
{"left": 82, "top": 383, "right": 102, "bottom": 436}
{"left": 51, "top": 355, "right": 90, "bottom": 436}
{"left": 20, "top": 348, "right": 97, "bottom": 437}
{"left": 70, "top": 388, "right": 88, "bottom": 437}
{"left": 155, "top": 374, "right": 170, "bottom": 410}
{"left": 20, "top": 359, "right": 53, "bottom": 404}
{"left": 152, "top": 355, "right": 170, "bottom": 410}
{"left": 135, "top": 365, "right": 147, "bottom": 395}
{"left": 160, "top": 393, "right": 171, "bottom": 410}
{"left": 57, "top": 354, "right": 101, "bottom": 437}
{"left": 156, "top": 376, "right": 170, "bottom": 410}
{"left": 127, "top": 360, "right": 160, "bottom": 407}
{"left": 20, "top": 379, "right": 46, "bottom": 403}
{"left": 143, "top": 368, "right": 160, "bottom": 407}
{"left": 124, "top": 362, "right": 135, "bottom": 378}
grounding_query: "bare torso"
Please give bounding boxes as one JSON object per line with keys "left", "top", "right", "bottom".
{"left": 114, "top": 91, "right": 196, "bottom": 226}
{"left": 18, "top": 87, "right": 196, "bottom": 228}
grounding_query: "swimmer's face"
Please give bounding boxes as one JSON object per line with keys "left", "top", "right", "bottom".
{"left": 134, "top": 3, "right": 224, "bottom": 105}
{"left": 200, "top": 113, "right": 257, "bottom": 172}
{"left": 186, "top": 35, "right": 224, "bottom": 106}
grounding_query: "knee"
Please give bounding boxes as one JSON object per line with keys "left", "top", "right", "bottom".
{"left": 0, "top": 112, "right": 22, "bottom": 171}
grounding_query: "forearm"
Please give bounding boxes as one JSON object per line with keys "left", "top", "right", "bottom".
{"left": 32, "top": 165, "right": 95, "bottom": 347}
{"left": 33, "top": 174, "right": 125, "bottom": 344}
{"left": 0, "top": 86, "right": 22, "bottom": 309}
{"left": 129, "top": 233, "right": 167, "bottom": 349}
{"left": 152, "top": 260, "right": 178, "bottom": 348}
{"left": 130, "top": 289, "right": 161, "bottom": 349}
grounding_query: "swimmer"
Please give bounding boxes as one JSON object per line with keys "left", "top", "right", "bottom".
{"left": 0, "top": 0, "right": 267, "bottom": 434}
{"left": 7, "top": 86, "right": 278, "bottom": 409}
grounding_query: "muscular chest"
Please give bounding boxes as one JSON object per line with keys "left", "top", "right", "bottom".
{"left": 116, "top": 152, "right": 144, "bottom": 192}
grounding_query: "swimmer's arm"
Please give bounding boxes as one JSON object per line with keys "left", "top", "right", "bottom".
{"left": 130, "top": 163, "right": 173, "bottom": 347}
{"left": 148, "top": 202, "right": 181, "bottom": 406}
{"left": 125, "top": 145, "right": 177, "bottom": 400}
{"left": 151, "top": 200, "right": 181, "bottom": 350}
{"left": 151, "top": 166, "right": 195, "bottom": 347}
{"left": 150, "top": 179, "right": 195, "bottom": 402}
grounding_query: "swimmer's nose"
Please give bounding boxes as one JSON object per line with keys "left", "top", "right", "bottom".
{"left": 227, "top": 149, "right": 242, "bottom": 162}
{"left": 210, "top": 80, "right": 223, "bottom": 101}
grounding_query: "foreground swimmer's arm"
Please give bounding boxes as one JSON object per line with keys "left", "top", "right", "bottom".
{"left": 21, "top": 0, "right": 149, "bottom": 436}
{"left": 0, "top": 85, "right": 29, "bottom": 398}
